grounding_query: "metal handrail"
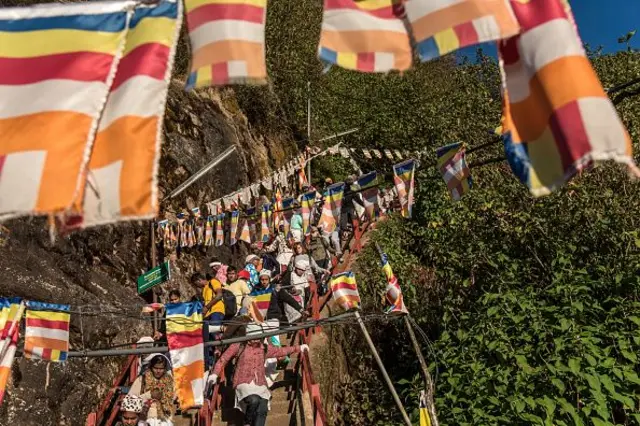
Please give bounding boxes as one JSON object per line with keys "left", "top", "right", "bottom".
{"left": 87, "top": 352, "right": 138, "bottom": 426}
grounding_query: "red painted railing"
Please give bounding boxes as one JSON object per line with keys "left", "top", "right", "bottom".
{"left": 86, "top": 352, "right": 138, "bottom": 426}
{"left": 92, "top": 216, "right": 374, "bottom": 426}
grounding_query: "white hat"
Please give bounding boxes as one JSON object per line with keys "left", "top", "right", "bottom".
{"left": 121, "top": 394, "right": 144, "bottom": 413}
{"left": 259, "top": 269, "right": 272, "bottom": 278}
{"left": 142, "top": 353, "right": 171, "bottom": 369}
{"left": 294, "top": 257, "right": 309, "bottom": 270}
{"left": 246, "top": 254, "right": 259, "bottom": 264}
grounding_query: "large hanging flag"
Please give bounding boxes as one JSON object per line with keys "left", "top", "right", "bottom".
{"left": 184, "top": 0, "right": 267, "bottom": 88}
{"left": 435, "top": 142, "right": 472, "bottom": 201}
{"left": 356, "top": 171, "right": 379, "bottom": 220}
{"left": 405, "top": 0, "right": 519, "bottom": 62}
{"left": 0, "top": 298, "right": 24, "bottom": 406}
{"left": 281, "top": 197, "right": 295, "bottom": 237}
{"left": 393, "top": 159, "right": 416, "bottom": 218}
{"left": 0, "top": 1, "right": 134, "bottom": 220}
{"left": 300, "top": 190, "right": 316, "bottom": 235}
{"left": 215, "top": 213, "right": 225, "bottom": 246}
{"left": 499, "top": 0, "right": 638, "bottom": 197}
{"left": 229, "top": 210, "right": 239, "bottom": 245}
{"left": 166, "top": 301, "right": 204, "bottom": 410}
{"left": 24, "top": 301, "right": 71, "bottom": 362}
{"left": 318, "top": 0, "right": 411, "bottom": 72}
{"left": 69, "top": 1, "right": 182, "bottom": 228}
{"left": 317, "top": 182, "right": 345, "bottom": 233}
{"left": 260, "top": 204, "right": 271, "bottom": 242}
{"left": 330, "top": 271, "right": 360, "bottom": 310}
{"left": 380, "top": 252, "right": 408, "bottom": 315}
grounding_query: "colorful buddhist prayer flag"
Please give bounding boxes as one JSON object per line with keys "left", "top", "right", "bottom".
{"left": 393, "top": 159, "right": 416, "bottom": 218}
{"left": 330, "top": 271, "right": 360, "bottom": 311}
{"left": 300, "top": 190, "right": 316, "bottom": 235}
{"left": 70, "top": 1, "right": 182, "bottom": 228}
{"left": 246, "top": 207, "right": 257, "bottom": 242}
{"left": 229, "top": 210, "right": 239, "bottom": 245}
{"left": 380, "top": 252, "right": 407, "bottom": 315}
{"left": 318, "top": 0, "right": 411, "bottom": 72}
{"left": 405, "top": 0, "right": 519, "bottom": 62}
{"left": 249, "top": 292, "right": 272, "bottom": 323}
{"left": 356, "top": 171, "right": 379, "bottom": 220}
{"left": 261, "top": 204, "right": 271, "bottom": 242}
{"left": 499, "top": 0, "right": 638, "bottom": 197}
{"left": 0, "top": 298, "right": 24, "bottom": 406}
{"left": 185, "top": 0, "right": 267, "bottom": 87}
{"left": 435, "top": 142, "right": 472, "bottom": 201}
{"left": 24, "top": 301, "right": 71, "bottom": 362}
{"left": 166, "top": 301, "right": 205, "bottom": 410}
{"left": 0, "top": 1, "right": 134, "bottom": 220}
{"left": 215, "top": 213, "right": 225, "bottom": 246}
{"left": 204, "top": 216, "right": 214, "bottom": 246}
{"left": 317, "top": 182, "right": 345, "bottom": 233}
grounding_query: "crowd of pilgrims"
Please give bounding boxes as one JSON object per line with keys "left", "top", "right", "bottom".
{"left": 117, "top": 176, "right": 399, "bottom": 426}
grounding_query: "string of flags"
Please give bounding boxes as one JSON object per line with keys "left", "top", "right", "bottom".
{"left": 157, "top": 161, "right": 417, "bottom": 251}
{"left": 200, "top": 143, "right": 419, "bottom": 215}
{"left": 0, "top": 0, "right": 637, "bottom": 236}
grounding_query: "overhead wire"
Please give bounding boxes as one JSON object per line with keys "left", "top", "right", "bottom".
{"left": 58, "top": 311, "right": 403, "bottom": 358}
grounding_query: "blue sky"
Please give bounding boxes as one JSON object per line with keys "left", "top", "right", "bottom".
{"left": 459, "top": 0, "right": 639, "bottom": 59}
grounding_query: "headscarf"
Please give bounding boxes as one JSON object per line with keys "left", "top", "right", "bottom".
{"left": 245, "top": 263, "right": 259, "bottom": 290}
{"left": 142, "top": 356, "right": 174, "bottom": 420}
{"left": 121, "top": 394, "right": 144, "bottom": 413}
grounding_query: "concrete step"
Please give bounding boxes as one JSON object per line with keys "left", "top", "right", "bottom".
{"left": 211, "top": 371, "right": 300, "bottom": 426}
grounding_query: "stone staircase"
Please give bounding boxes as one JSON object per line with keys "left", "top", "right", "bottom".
{"left": 210, "top": 343, "right": 312, "bottom": 426}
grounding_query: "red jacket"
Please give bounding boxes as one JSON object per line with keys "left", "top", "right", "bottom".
{"left": 213, "top": 343, "right": 300, "bottom": 388}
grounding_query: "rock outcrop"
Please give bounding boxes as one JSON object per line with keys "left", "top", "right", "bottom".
{"left": 0, "top": 81, "right": 297, "bottom": 425}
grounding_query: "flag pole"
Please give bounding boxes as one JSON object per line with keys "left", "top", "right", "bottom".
{"left": 354, "top": 310, "right": 412, "bottom": 426}
{"left": 374, "top": 243, "right": 440, "bottom": 426}
{"left": 403, "top": 315, "right": 439, "bottom": 426}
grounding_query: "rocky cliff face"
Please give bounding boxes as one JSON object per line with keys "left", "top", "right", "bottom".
{"left": 0, "top": 81, "right": 297, "bottom": 425}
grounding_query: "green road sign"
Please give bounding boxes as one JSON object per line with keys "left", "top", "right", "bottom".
{"left": 137, "top": 261, "right": 170, "bottom": 294}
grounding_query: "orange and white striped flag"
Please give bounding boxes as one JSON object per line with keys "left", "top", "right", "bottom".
{"left": 70, "top": 0, "right": 183, "bottom": 228}
{"left": 330, "top": 271, "right": 360, "bottom": 311}
{"left": 24, "top": 301, "right": 71, "bottom": 362}
{"left": 0, "top": 2, "right": 134, "bottom": 220}
{"left": 166, "top": 302, "right": 204, "bottom": 410}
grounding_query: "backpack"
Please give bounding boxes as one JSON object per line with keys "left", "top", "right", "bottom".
{"left": 222, "top": 289, "right": 237, "bottom": 319}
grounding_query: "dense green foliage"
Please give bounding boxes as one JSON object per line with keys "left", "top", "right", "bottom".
{"left": 254, "top": 0, "right": 640, "bottom": 423}
{"left": 330, "top": 50, "right": 640, "bottom": 425}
